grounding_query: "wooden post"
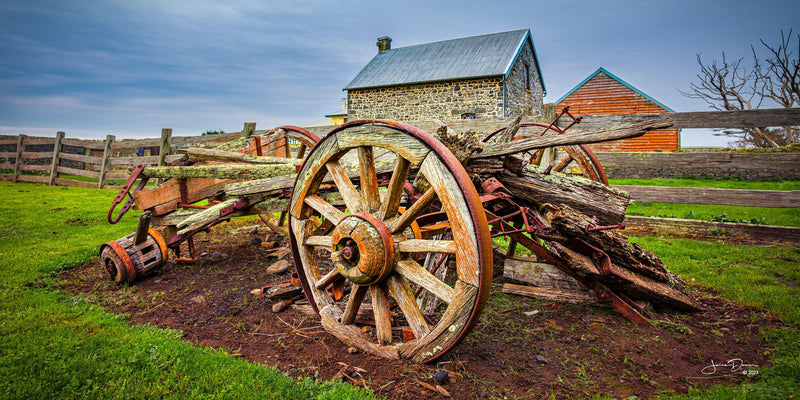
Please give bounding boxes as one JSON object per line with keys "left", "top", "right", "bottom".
{"left": 242, "top": 122, "right": 256, "bottom": 138}
{"left": 97, "top": 134, "right": 115, "bottom": 188}
{"left": 49, "top": 131, "right": 65, "bottom": 186}
{"left": 538, "top": 103, "right": 557, "bottom": 124}
{"left": 12, "top": 134, "right": 25, "bottom": 182}
{"left": 155, "top": 128, "right": 172, "bottom": 186}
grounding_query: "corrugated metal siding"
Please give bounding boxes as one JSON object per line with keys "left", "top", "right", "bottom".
{"left": 557, "top": 72, "right": 679, "bottom": 152}
{"left": 344, "top": 30, "right": 528, "bottom": 90}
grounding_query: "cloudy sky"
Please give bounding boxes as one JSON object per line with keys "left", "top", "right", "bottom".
{"left": 1, "top": 0, "right": 798, "bottom": 146}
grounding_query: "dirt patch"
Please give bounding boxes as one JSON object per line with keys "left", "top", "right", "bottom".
{"left": 59, "top": 221, "right": 783, "bottom": 399}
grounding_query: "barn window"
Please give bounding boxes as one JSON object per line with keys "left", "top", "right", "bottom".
{"left": 461, "top": 113, "right": 476, "bottom": 120}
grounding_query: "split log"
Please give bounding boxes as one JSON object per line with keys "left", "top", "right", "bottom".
{"left": 543, "top": 204, "right": 679, "bottom": 285}
{"left": 134, "top": 178, "right": 228, "bottom": 211}
{"left": 142, "top": 164, "right": 297, "bottom": 180}
{"left": 488, "top": 166, "right": 631, "bottom": 225}
{"left": 181, "top": 147, "right": 299, "bottom": 165}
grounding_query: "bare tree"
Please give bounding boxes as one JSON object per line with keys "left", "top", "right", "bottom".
{"left": 682, "top": 29, "right": 799, "bottom": 147}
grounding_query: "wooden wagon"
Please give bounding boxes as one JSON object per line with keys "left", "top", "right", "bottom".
{"left": 101, "top": 111, "right": 695, "bottom": 363}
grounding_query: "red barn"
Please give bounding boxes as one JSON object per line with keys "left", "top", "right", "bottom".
{"left": 556, "top": 67, "right": 679, "bottom": 152}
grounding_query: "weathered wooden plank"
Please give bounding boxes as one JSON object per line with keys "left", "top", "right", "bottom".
{"left": 111, "top": 138, "right": 162, "bottom": 149}
{"left": 58, "top": 152, "right": 103, "bottom": 165}
{"left": 16, "top": 174, "right": 49, "bottom": 183}
{"left": 0, "top": 152, "right": 16, "bottom": 158}
{"left": 624, "top": 216, "right": 800, "bottom": 243}
{"left": 57, "top": 165, "right": 100, "bottom": 178}
{"left": 616, "top": 185, "right": 799, "bottom": 208}
{"left": 181, "top": 147, "right": 297, "bottom": 165}
{"left": 141, "top": 164, "right": 295, "bottom": 179}
{"left": 48, "top": 131, "right": 64, "bottom": 186}
{"left": 19, "top": 164, "right": 50, "bottom": 172}
{"left": 108, "top": 154, "right": 186, "bottom": 166}
{"left": 52, "top": 178, "right": 98, "bottom": 188}
{"left": 61, "top": 138, "right": 106, "bottom": 150}
{"left": 20, "top": 151, "right": 54, "bottom": 160}
{"left": 475, "top": 117, "right": 673, "bottom": 159}
{"left": 502, "top": 283, "right": 599, "bottom": 304}
{"left": 565, "top": 108, "right": 800, "bottom": 130}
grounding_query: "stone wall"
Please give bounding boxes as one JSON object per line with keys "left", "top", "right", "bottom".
{"left": 347, "top": 77, "right": 505, "bottom": 121}
{"left": 504, "top": 41, "right": 544, "bottom": 117}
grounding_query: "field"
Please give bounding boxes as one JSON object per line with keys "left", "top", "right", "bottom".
{"left": 1, "top": 179, "right": 798, "bottom": 399}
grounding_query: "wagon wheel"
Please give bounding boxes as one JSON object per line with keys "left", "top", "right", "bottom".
{"left": 485, "top": 122, "right": 608, "bottom": 185}
{"left": 252, "top": 126, "right": 321, "bottom": 233}
{"left": 288, "top": 119, "right": 493, "bottom": 363}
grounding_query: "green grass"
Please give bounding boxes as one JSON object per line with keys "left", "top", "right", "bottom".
{"left": 0, "top": 181, "right": 376, "bottom": 399}
{"left": 629, "top": 237, "right": 800, "bottom": 399}
{"left": 608, "top": 178, "right": 800, "bottom": 227}
{"left": 609, "top": 177, "right": 800, "bottom": 191}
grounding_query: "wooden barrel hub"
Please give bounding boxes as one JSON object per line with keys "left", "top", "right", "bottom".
{"left": 330, "top": 212, "right": 395, "bottom": 286}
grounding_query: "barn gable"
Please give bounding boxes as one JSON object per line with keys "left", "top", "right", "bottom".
{"left": 556, "top": 67, "right": 679, "bottom": 152}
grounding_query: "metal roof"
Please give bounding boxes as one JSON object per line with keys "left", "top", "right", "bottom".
{"left": 344, "top": 29, "right": 545, "bottom": 92}
{"left": 556, "top": 67, "right": 674, "bottom": 112}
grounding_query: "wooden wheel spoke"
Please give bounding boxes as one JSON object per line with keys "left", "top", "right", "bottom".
{"left": 386, "top": 274, "right": 430, "bottom": 340}
{"left": 296, "top": 144, "right": 307, "bottom": 160}
{"left": 395, "top": 258, "right": 453, "bottom": 304}
{"left": 303, "top": 195, "right": 346, "bottom": 225}
{"left": 370, "top": 284, "right": 393, "bottom": 345}
{"left": 341, "top": 285, "right": 368, "bottom": 325}
{"left": 326, "top": 160, "right": 364, "bottom": 212}
{"left": 396, "top": 239, "right": 456, "bottom": 254}
{"left": 379, "top": 156, "right": 411, "bottom": 220}
{"left": 304, "top": 235, "right": 332, "bottom": 248}
{"left": 388, "top": 187, "right": 436, "bottom": 234}
{"left": 315, "top": 268, "right": 342, "bottom": 290}
{"left": 358, "top": 146, "right": 381, "bottom": 213}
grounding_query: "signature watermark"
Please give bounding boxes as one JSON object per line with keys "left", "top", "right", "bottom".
{"left": 701, "top": 359, "right": 759, "bottom": 376}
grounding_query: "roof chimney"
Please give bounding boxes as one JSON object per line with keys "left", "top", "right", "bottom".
{"left": 376, "top": 36, "right": 392, "bottom": 53}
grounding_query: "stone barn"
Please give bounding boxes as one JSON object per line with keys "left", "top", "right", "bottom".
{"left": 344, "top": 29, "right": 545, "bottom": 121}
{"left": 556, "top": 67, "right": 680, "bottom": 152}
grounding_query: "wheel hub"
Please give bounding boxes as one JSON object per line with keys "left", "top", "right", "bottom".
{"left": 330, "top": 212, "right": 395, "bottom": 285}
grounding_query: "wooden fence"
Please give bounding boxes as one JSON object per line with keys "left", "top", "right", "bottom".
{"left": 1, "top": 109, "right": 798, "bottom": 242}
{"left": 0, "top": 123, "right": 261, "bottom": 188}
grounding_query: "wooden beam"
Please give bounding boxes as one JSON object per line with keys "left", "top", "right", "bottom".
{"left": 97, "top": 135, "right": 115, "bottom": 188}
{"left": 48, "top": 131, "right": 65, "bottom": 186}
{"left": 615, "top": 185, "right": 799, "bottom": 208}
{"left": 12, "top": 135, "right": 24, "bottom": 182}
{"left": 624, "top": 216, "right": 800, "bottom": 243}
{"left": 562, "top": 108, "right": 800, "bottom": 130}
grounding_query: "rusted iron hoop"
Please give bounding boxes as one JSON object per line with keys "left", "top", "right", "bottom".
{"left": 288, "top": 118, "right": 493, "bottom": 363}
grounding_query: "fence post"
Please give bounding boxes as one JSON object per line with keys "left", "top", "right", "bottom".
{"left": 242, "top": 122, "right": 256, "bottom": 138}
{"left": 97, "top": 134, "right": 115, "bottom": 188}
{"left": 49, "top": 131, "right": 65, "bottom": 186}
{"left": 155, "top": 128, "right": 172, "bottom": 186}
{"left": 12, "top": 134, "right": 25, "bottom": 182}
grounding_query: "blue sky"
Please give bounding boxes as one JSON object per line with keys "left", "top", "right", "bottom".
{"left": 1, "top": 0, "right": 798, "bottom": 146}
